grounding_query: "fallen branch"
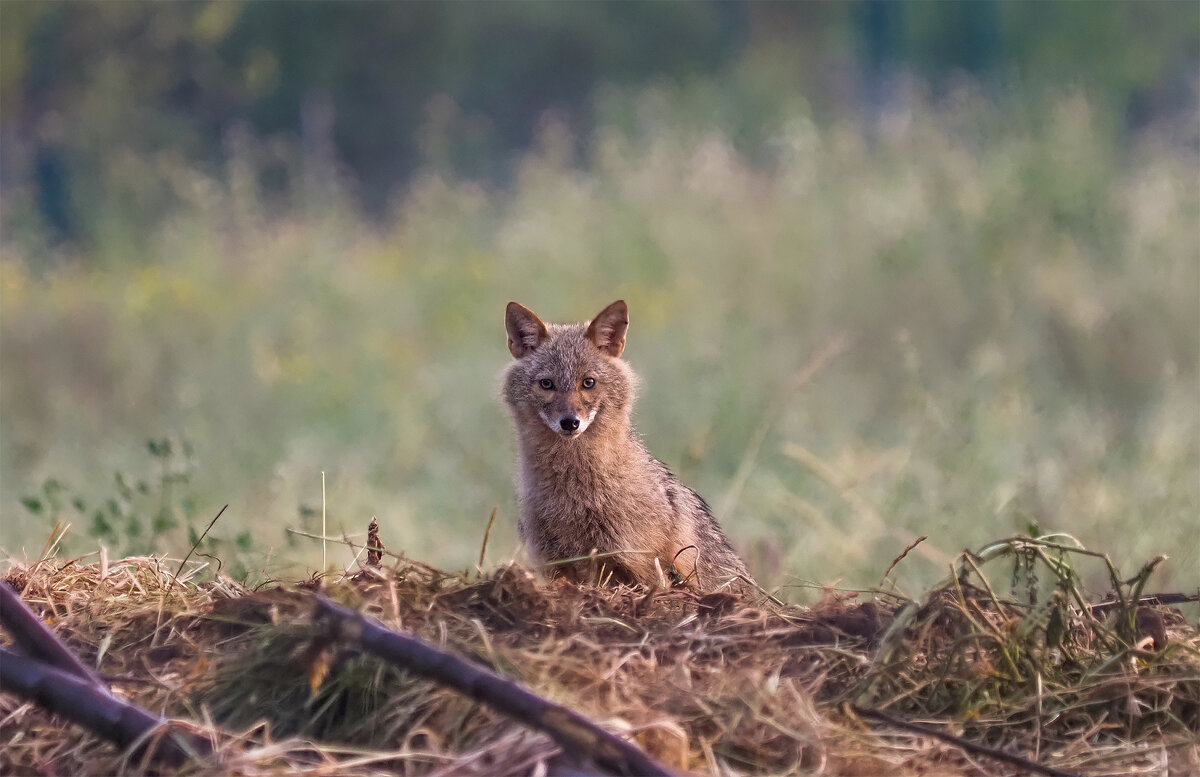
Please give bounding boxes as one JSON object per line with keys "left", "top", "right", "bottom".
{"left": 850, "top": 704, "right": 1082, "bottom": 777}
{"left": 0, "top": 646, "right": 212, "bottom": 766}
{"left": 312, "top": 594, "right": 684, "bottom": 777}
{"left": 0, "top": 579, "right": 106, "bottom": 689}
{"left": 0, "top": 583, "right": 213, "bottom": 766}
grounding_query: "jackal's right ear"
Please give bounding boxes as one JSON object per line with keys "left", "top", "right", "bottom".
{"left": 506, "top": 302, "right": 549, "bottom": 358}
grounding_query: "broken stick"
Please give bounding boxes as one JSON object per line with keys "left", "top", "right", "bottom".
{"left": 0, "top": 582, "right": 213, "bottom": 766}
{"left": 0, "top": 579, "right": 106, "bottom": 689}
{"left": 312, "top": 594, "right": 683, "bottom": 777}
{"left": 0, "top": 646, "right": 212, "bottom": 766}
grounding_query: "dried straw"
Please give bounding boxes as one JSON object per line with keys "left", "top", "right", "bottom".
{"left": 2, "top": 536, "right": 1196, "bottom": 776}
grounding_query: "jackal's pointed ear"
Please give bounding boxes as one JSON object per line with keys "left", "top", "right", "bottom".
{"left": 586, "top": 300, "right": 628, "bottom": 358}
{"left": 506, "top": 302, "right": 549, "bottom": 358}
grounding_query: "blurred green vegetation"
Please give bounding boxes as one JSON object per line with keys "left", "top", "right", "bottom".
{"left": 0, "top": 3, "right": 1196, "bottom": 596}
{"left": 2, "top": 2, "right": 1196, "bottom": 238}
{"left": 2, "top": 87, "right": 1196, "bottom": 594}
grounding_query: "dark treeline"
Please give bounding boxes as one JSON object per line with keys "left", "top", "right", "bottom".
{"left": 1, "top": 1, "right": 1196, "bottom": 247}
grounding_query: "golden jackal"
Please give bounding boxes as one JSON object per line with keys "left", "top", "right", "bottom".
{"left": 503, "top": 299, "right": 754, "bottom": 592}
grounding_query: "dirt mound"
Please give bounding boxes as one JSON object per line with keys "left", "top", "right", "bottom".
{"left": 1, "top": 540, "right": 1197, "bottom": 776}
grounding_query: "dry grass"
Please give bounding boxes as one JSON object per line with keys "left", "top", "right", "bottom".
{"left": 1, "top": 535, "right": 1197, "bottom": 777}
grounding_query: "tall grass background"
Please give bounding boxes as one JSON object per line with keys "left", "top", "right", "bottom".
{"left": 2, "top": 87, "right": 1196, "bottom": 598}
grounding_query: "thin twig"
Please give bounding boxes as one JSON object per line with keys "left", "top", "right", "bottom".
{"left": 1088, "top": 592, "right": 1199, "bottom": 613}
{"left": 879, "top": 536, "right": 927, "bottom": 587}
{"left": 851, "top": 704, "right": 1083, "bottom": 777}
{"left": 168, "top": 504, "right": 228, "bottom": 593}
{"left": 286, "top": 527, "right": 366, "bottom": 543}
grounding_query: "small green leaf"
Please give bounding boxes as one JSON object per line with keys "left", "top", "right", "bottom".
{"left": 152, "top": 509, "right": 177, "bottom": 534}
{"left": 114, "top": 472, "right": 133, "bottom": 500}
{"left": 20, "top": 496, "right": 43, "bottom": 514}
{"left": 236, "top": 531, "right": 253, "bottom": 551}
{"left": 91, "top": 512, "right": 114, "bottom": 538}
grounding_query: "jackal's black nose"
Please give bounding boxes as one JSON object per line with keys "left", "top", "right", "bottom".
{"left": 560, "top": 416, "right": 580, "bottom": 432}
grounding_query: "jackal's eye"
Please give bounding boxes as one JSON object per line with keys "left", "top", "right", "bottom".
{"left": 581, "top": 377, "right": 596, "bottom": 389}
{"left": 538, "top": 378, "right": 555, "bottom": 391}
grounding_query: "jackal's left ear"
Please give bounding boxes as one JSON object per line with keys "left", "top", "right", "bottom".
{"left": 506, "top": 301, "right": 549, "bottom": 358}
{"left": 586, "top": 300, "right": 628, "bottom": 358}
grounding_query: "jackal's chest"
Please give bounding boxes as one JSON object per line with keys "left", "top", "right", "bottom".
{"left": 523, "top": 478, "right": 624, "bottom": 534}
{"left": 519, "top": 468, "right": 665, "bottom": 553}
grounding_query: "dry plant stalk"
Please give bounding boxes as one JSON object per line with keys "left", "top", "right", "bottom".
{"left": 366, "top": 516, "right": 384, "bottom": 569}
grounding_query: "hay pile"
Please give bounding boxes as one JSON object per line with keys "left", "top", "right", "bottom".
{"left": 1, "top": 538, "right": 1197, "bottom": 776}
